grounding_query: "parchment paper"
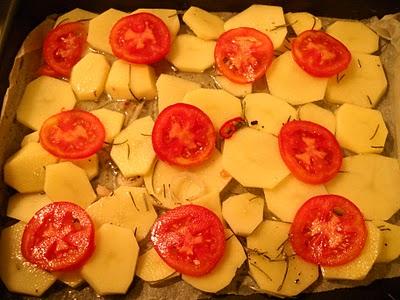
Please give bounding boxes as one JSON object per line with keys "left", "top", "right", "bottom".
{"left": 1, "top": 11, "right": 400, "bottom": 300}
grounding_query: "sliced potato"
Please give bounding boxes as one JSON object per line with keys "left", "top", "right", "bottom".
{"left": 222, "top": 127, "right": 290, "bottom": 189}
{"left": 129, "top": 64, "right": 157, "bottom": 100}
{"left": 326, "top": 21, "right": 379, "bottom": 54}
{"left": 215, "top": 75, "right": 252, "bottom": 98}
{"left": 0, "top": 222, "right": 56, "bottom": 296}
{"left": 321, "top": 222, "right": 382, "bottom": 280}
{"left": 16, "top": 76, "right": 76, "bottom": 130}
{"left": 192, "top": 191, "right": 223, "bottom": 223}
{"left": 44, "top": 162, "right": 96, "bottom": 208}
{"left": 105, "top": 59, "right": 135, "bottom": 100}
{"left": 224, "top": 5, "right": 287, "bottom": 49}
{"left": 372, "top": 221, "right": 400, "bottom": 263}
{"left": 285, "top": 12, "right": 322, "bottom": 35}
{"left": 326, "top": 53, "right": 387, "bottom": 108}
{"left": 144, "top": 150, "right": 230, "bottom": 209}
{"left": 182, "top": 229, "right": 246, "bottom": 292}
{"left": 7, "top": 193, "right": 52, "bottom": 223}
{"left": 90, "top": 108, "right": 125, "bottom": 143}
{"left": 166, "top": 34, "right": 216, "bottom": 73}
{"left": 81, "top": 223, "right": 139, "bottom": 295}
{"left": 335, "top": 103, "right": 388, "bottom": 154}
{"left": 136, "top": 248, "right": 177, "bottom": 282}
{"left": 183, "top": 88, "right": 242, "bottom": 130}
{"left": 87, "top": 8, "right": 128, "bottom": 54}
{"left": 298, "top": 103, "right": 336, "bottom": 134}
{"left": 156, "top": 74, "right": 201, "bottom": 112}
{"left": 266, "top": 52, "right": 328, "bottom": 105}
{"left": 110, "top": 116, "right": 156, "bottom": 177}
{"left": 325, "top": 154, "right": 400, "bottom": 220}
{"left": 4, "top": 142, "right": 58, "bottom": 193}
{"left": 63, "top": 154, "right": 99, "bottom": 180}
{"left": 55, "top": 8, "right": 98, "bottom": 26}
{"left": 20, "top": 131, "right": 39, "bottom": 147}
{"left": 264, "top": 175, "right": 327, "bottom": 222}
{"left": 183, "top": 6, "right": 224, "bottom": 40}
{"left": 53, "top": 271, "right": 84, "bottom": 288}
{"left": 244, "top": 93, "right": 297, "bottom": 135}
{"left": 222, "top": 193, "right": 264, "bottom": 236}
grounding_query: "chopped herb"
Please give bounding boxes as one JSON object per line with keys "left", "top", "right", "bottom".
{"left": 336, "top": 73, "right": 346, "bottom": 83}
{"left": 270, "top": 21, "right": 297, "bottom": 31}
{"left": 384, "top": 243, "right": 388, "bottom": 246}
{"left": 371, "top": 145, "right": 384, "bottom": 149}
{"left": 129, "top": 191, "right": 139, "bottom": 211}
{"left": 367, "top": 95, "right": 373, "bottom": 106}
{"left": 338, "top": 170, "right": 349, "bottom": 174}
{"left": 143, "top": 193, "right": 149, "bottom": 211}
{"left": 272, "top": 133, "right": 278, "bottom": 137}
{"left": 284, "top": 44, "right": 291, "bottom": 51}
{"left": 93, "top": 90, "right": 97, "bottom": 98}
{"left": 379, "top": 227, "right": 391, "bottom": 232}
{"left": 377, "top": 64, "right": 381, "bottom": 67}
{"left": 104, "top": 139, "right": 128, "bottom": 146}
{"left": 133, "top": 227, "right": 137, "bottom": 237}
{"left": 333, "top": 207, "right": 344, "bottom": 216}
{"left": 248, "top": 196, "right": 259, "bottom": 202}
{"left": 369, "top": 124, "right": 380, "bottom": 140}
{"left": 276, "top": 237, "right": 289, "bottom": 252}
{"left": 240, "top": 100, "right": 249, "bottom": 125}
{"left": 226, "top": 234, "right": 234, "bottom": 241}
{"left": 249, "top": 262, "right": 272, "bottom": 281}
{"left": 110, "top": 191, "right": 115, "bottom": 196}
{"left": 294, "top": 278, "right": 300, "bottom": 284}
{"left": 162, "top": 184, "right": 166, "bottom": 198}
{"left": 128, "top": 65, "right": 139, "bottom": 101}
{"left": 357, "top": 59, "right": 362, "bottom": 68}
{"left": 286, "top": 115, "right": 292, "bottom": 124}
{"left": 127, "top": 143, "right": 131, "bottom": 159}
{"left": 140, "top": 133, "right": 152, "bottom": 137}
{"left": 168, "top": 13, "right": 178, "bottom": 18}
{"left": 277, "top": 256, "right": 290, "bottom": 291}
{"left": 311, "top": 17, "right": 317, "bottom": 30}
{"left": 250, "top": 120, "right": 258, "bottom": 125}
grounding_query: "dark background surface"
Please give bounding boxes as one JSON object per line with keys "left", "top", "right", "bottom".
{"left": 0, "top": 0, "right": 400, "bottom": 299}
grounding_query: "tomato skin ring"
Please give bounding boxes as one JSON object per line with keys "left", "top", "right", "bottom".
{"left": 290, "top": 194, "right": 367, "bottom": 267}
{"left": 219, "top": 117, "right": 246, "bottom": 139}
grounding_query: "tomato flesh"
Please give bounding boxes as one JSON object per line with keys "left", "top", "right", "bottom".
{"left": 43, "top": 22, "right": 87, "bottom": 77}
{"left": 215, "top": 27, "right": 274, "bottom": 83}
{"left": 291, "top": 30, "right": 351, "bottom": 77}
{"left": 110, "top": 13, "right": 171, "bottom": 64}
{"left": 151, "top": 204, "right": 225, "bottom": 276}
{"left": 38, "top": 64, "right": 62, "bottom": 78}
{"left": 219, "top": 117, "right": 246, "bottom": 139}
{"left": 278, "top": 120, "right": 342, "bottom": 184}
{"left": 152, "top": 103, "right": 216, "bottom": 167}
{"left": 40, "top": 110, "right": 105, "bottom": 159}
{"left": 21, "top": 202, "right": 95, "bottom": 271}
{"left": 290, "top": 195, "right": 367, "bottom": 266}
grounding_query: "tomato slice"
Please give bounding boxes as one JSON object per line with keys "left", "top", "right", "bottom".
{"left": 290, "top": 195, "right": 367, "bottom": 266}
{"left": 39, "top": 110, "right": 105, "bottom": 160}
{"left": 278, "top": 120, "right": 342, "bottom": 184}
{"left": 21, "top": 202, "right": 95, "bottom": 271}
{"left": 110, "top": 13, "right": 171, "bottom": 64}
{"left": 291, "top": 30, "right": 351, "bottom": 77}
{"left": 43, "top": 22, "right": 87, "bottom": 77}
{"left": 152, "top": 103, "right": 216, "bottom": 167}
{"left": 215, "top": 27, "right": 274, "bottom": 83}
{"left": 37, "top": 64, "right": 62, "bottom": 78}
{"left": 151, "top": 204, "right": 225, "bottom": 276}
{"left": 219, "top": 117, "right": 246, "bottom": 139}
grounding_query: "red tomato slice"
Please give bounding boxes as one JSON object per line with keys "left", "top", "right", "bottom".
{"left": 43, "top": 22, "right": 87, "bottom": 77}
{"left": 37, "top": 64, "right": 62, "bottom": 78}
{"left": 215, "top": 27, "right": 274, "bottom": 83}
{"left": 290, "top": 195, "right": 367, "bottom": 266}
{"left": 219, "top": 117, "right": 246, "bottom": 139}
{"left": 110, "top": 13, "right": 171, "bottom": 64}
{"left": 21, "top": 202, "right": 95, "bottom": 271}
{"left": 152, "top": 103, "right": 216, "bottom": 167}
{"left": 291, "top": 30, "right": 351, "bottom": 77}
{"left": 278, "top": 120, "right": 342, "bottom": 184}
{"left": 151, "top": 204, "right": 225, "bottom": 276}
{"left": 39, "top": 110, "right": 105, "bottom": 159}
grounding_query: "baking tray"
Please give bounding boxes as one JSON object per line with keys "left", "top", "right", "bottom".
{"left": 1, "top": 0, "right": 400, "bottom": 299}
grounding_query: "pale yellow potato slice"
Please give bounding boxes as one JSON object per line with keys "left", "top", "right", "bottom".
{"left": 7, "top": 193, "right": 52, "bottom": 223}
{"left": 285, "top": 12, "right": 322, "bottom": 35}
{"left": 222, "top": 127, "right": 290, "bottom": 189}
{"left": 70, "top": 53, "right": 110, "bottom": 101}
{"left": 247, "top": 220, "right": 319, "bottom": 297}
{"left": 224, "top": 5, "right": 287, "bottom": 49}
{"left": 192, "top": 191, "right": 224, "bottom": 223}
{"left": 44, "top": 162, "right": 96, "bottom": 209}
{"left": 321, "top": 222, "right": 382, "bottom": 280}
{"left": 105, "top": 59, "right": 135, "bottom": 100}
{"left": 156, "top": 74, "right": 201, "bottom": 112}
{"left": 16, "top": 76, "right": 76, "bottom": 130}
{"left": 91, "top": 108, "right": 125, "bottom": 143}
{"left": 20, "top": 131, "right": 39, "bottom": 147}
{"left": 0, "top": 222, "right": 56, "bottom": 296}
{"left": 325, "top": 154, "right": 400, "bottom": 220}
{"left": 183, "top": 88, "right": 242, "bottom": 130}
{"left": 53, "top": 271, "right": 84, "bottom": 288}
{"left": 326, "top": 53, "right": 387, "bottom": 108}
{"left": 81, "top": 223, "right": 139, "bottom": 295}
{"left": 183, "top": 6, "right": 224, "bottom": 40}
{"left": 266, "top": 52, "right": 328, "bottom": 105}
{"left": 264, "top": 175, "right": 327, "bottom": 222}
{"left": 215, "top": 75, "right": 252, "bottom": 98}
{"left": 244, "top": 93, "right": 297, "bottom": 135}
{"left": 4, "top": 142, "right": 58, "bottom": 193}
{"left": 182, "top": 229, "right": 246, "bottom": 292}
{"left": 62, "top": 154, "right": 99, "bottom": 180}
{"left": 87, "top": 8, "right": 128, "bottom": 54}
{"left": 166, "top": 34, "right": 216, "bottom": 73}
{"left": 326, "top": 21, "right": 379, "bottom": 54}
{"left": 110, "top": 116, "right": 156, "bottom": 177}
{"left": 144, "top": 150, "right": 230, "bottom": 209}
{"left": 335, "top": 103, "right": 387, "bottom": 154}
{"left": 372, "top": 221, "right": 400, "bottom": 263}
{"left": 136, "top": 248, "right": 177, "bottom": 282}
{"left": 222, "top": 193, "right": 264, "bottom": 236}
{"left": 129, "top": 64, "right": 157, "bottom": 100}
{"left": 298, "top": 103, "right": 336, "bottom": 134}
{"left": 55, "top": 8, "right": 98, "bottom": 26}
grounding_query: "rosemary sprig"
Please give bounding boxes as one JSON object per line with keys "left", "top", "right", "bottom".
{"left": 127, "top": 143, "right": 131, "bottom": 159}
{"left": 104, "top": 139, "right": 128, "bottom": 146}
{"left": 371, "top": 145, "right": 384, "bottom": 149}
{"left": 270, "top": 21, "right": 297, "bottom": 31}
{"left": 129, "top": 191, "right": 139, "bottom": 211}
{"left": 369, "top": 124, "right": 380, "bottom": 140}
{"left": 128, "top": 65, "right": 139, "bottom": 101}
{"left": 336, "top": 73, "right": 346, "bottom": 83}
{"left": 277, "top": 255, "right": 290, "bottom": 291}
{"left": 311, "top": 17, "right": 317, "bottom": 30}
{"left": 249, "top": 261, "right": 272, "bottom": 281}
{"left": 141, "top": 133, "right": 152, "bottom": 137}
{"left": 367, "top": 95, "right": 373, "bottom": 106}
{"left": 357, "top": 59, "right": 362, "bottom": 68}
{"left": 168, "top": 13, "right": 178, "bottom": 18}
{"left": 143, "top": 193, "right": 149, "bottom": 212}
